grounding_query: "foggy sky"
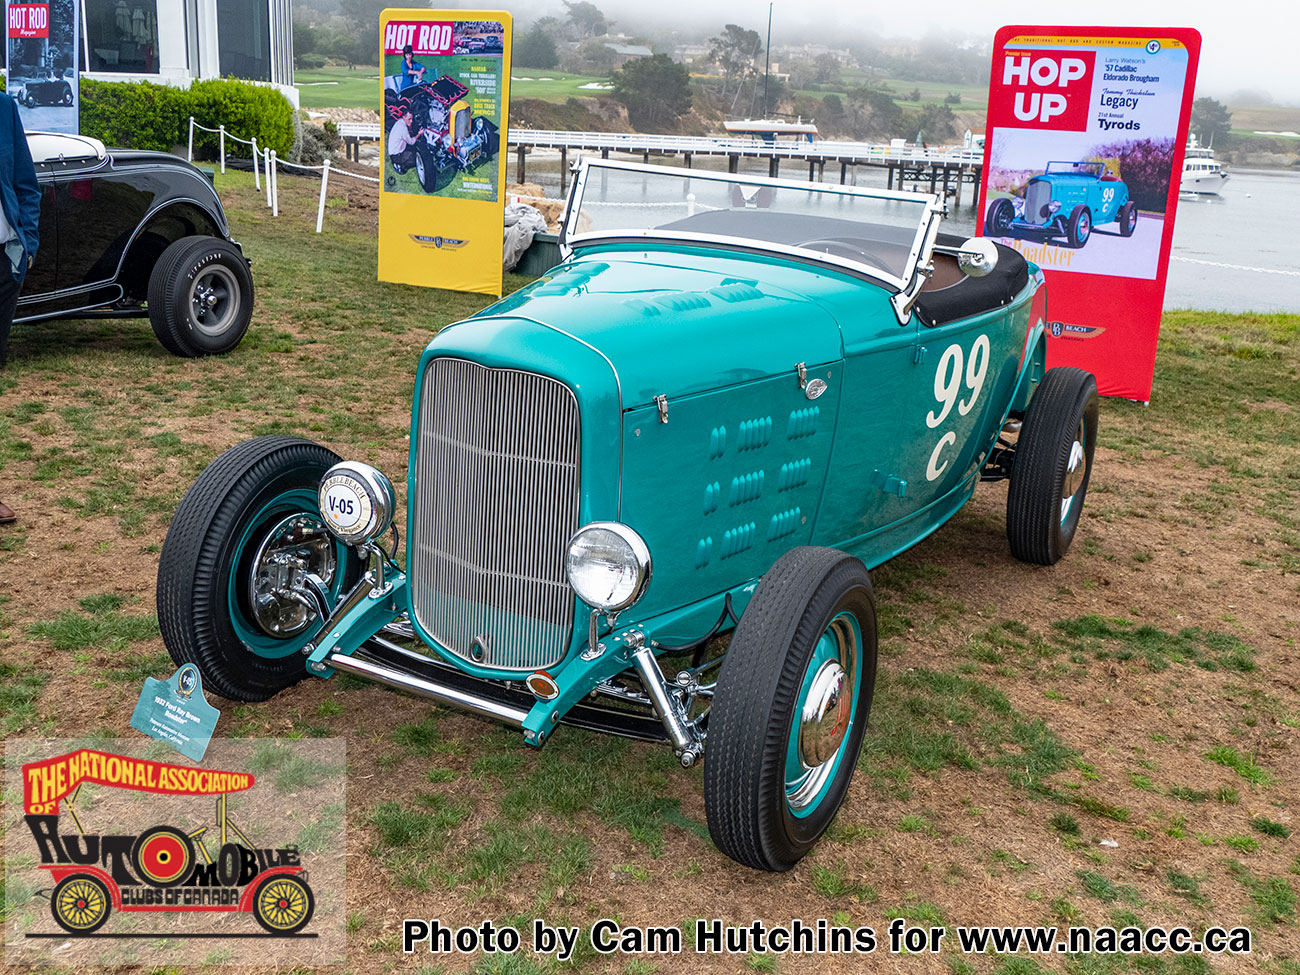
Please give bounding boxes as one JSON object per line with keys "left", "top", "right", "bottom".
{"left": 528, "top": 0, "right": 1300, "bottom": 102}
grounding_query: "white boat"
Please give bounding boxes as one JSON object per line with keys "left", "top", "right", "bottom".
{"left": 1181, "top": 137, "right": 1228, "bottom": 195}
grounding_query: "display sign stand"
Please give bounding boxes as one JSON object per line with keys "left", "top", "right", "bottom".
{"left": 378, "top": 8, "right": 513, "bottom": 296}
{"left": 977, "top": 26, "right": 1201, "bottom": 401}
{"left": 6, "top": 0, "right": 82, "bottom": 135}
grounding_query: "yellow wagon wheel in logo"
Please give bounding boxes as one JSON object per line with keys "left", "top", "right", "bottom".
{"left": 130, "top": 825, "right": 195, "bottom": 888}
{"left": 252, "top": 875, "right": 315, "bottom": 934}
{"left": 50, "top": 874, "right": 112, "bottom": 934}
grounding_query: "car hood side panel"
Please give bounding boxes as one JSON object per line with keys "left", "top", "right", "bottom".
{"left": 617, "top": 365, "right": 842, "bottom": 621}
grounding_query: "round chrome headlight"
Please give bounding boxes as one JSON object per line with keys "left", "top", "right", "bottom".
{"left": 318, "top": 462, "right": 395, "bottom": 545}
{"left": 565, "top": 522, "right": 652, "bottom": 613}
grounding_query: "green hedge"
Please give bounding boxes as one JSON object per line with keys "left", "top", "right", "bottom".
{"left": 74, "top": 77, "right": 294, "bottom": 158}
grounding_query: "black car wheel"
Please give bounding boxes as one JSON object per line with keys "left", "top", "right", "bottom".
{"left": 1119, "top": 200, "right": 1137, "bottom": 237}
{"left": 414, "top": 143, "right": 430, "bottom": 188}
{"left": 1066, "top": 205, "right": 1092, "bottom": 248}
{"left": 24, "top": 92, "right": 36, "bottom": 108}
{"left": 157, "top": 436, "right": 363, "bottom": 702}
{"left": 986, "top": 197, "right": 1015, "bottom": 236}
{"left": 1007, "top": 367, "right": 1099, "bottom": 565}
{"left": 50, "top": 874, "right": 112, "bottom": 934}
{"left": 705, "top": 547, "right": 878, "bottom": 871}
{"left": 61, "top": 85, "right": 73, "bottom": 105}
{"left": 147, "top": 236, "right": 253, "bottom": 357}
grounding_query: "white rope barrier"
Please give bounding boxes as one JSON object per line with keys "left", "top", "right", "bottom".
{"left": 181, "top": 116, "right": 430, "bottom": 234}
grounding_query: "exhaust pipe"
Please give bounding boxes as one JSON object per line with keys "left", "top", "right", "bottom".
{"left": 326, "top": 652, "right": 530, "bottom": 727}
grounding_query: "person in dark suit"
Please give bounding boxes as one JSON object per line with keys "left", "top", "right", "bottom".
{"left": 0, "top": 90, "right": 41, "bottom": 524}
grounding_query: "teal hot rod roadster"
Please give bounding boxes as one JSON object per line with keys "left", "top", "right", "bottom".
{"left": 986, "top": 160, "right": 1137, "bottom": 249}
{"left": 158, "top": 160, "right": 1098, "bottom": 871}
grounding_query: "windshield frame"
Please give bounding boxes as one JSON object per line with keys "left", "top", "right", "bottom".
{"left": 1044, "top": 160, "right": 1106, "bottom": 177}
{"left": 559, "top": 159, "right": 945, "bottom": 297}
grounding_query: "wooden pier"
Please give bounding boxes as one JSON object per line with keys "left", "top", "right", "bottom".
{"left": 337, "top": 123, "right": 984, "bottom": 204}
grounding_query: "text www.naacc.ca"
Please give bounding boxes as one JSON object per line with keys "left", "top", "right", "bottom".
{"left": 402, "top": 918, "right": 1252, "bottom": 958}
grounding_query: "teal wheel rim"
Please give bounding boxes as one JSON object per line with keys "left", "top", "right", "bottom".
{"left": 785, "top": 610, "right": 863, "bottom": 818}
{"left": 227, "top": 488, "right": 348, "bottom": 659}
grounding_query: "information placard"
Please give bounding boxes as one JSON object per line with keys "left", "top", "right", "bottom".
{"left": 378, "top": 8, "right": 512, "bottom": 296}
{"left": 5, "top": 0, "right": 80, "bottom": 135}
{"left": 977, "top": 26, "right": 1201, "bottom": 401}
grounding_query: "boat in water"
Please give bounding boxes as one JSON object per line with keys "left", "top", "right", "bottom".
{"left": 1181, "top": 136, "right": 1228, "bottom": 195}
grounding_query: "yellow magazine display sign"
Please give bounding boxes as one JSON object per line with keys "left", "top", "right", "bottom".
{"left": 378, "top": 9, "right": 512, "bottom": 295}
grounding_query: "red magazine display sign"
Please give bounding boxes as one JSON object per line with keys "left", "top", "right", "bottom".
{"left": 977, "top": 26, "right": 1202, "bottom": 401}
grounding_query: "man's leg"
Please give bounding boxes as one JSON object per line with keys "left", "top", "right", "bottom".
{"left": 0, "top": 270, "right": 19, "bottom": 369}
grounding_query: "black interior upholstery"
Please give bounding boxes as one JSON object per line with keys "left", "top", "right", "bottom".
{"left": 913, "top": 232, "right": 1028, "bottom": 328}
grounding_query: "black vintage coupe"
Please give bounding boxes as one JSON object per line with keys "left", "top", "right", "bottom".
{"left": 14, "top": 73, "right": 74, "bottom": 108}
{"left": 17, "top": 132, "right": 253, "bottom": 357}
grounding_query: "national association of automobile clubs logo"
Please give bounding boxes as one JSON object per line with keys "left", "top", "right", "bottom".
{"left": 410, "top": 233, "right": 467, "bottom": 250}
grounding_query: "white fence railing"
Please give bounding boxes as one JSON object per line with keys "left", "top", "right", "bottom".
{"left": 332, "top": 121, "right": 985, "bottom": 166}
{"left": 187, "top": 117, "right": 380, "bottom": 233}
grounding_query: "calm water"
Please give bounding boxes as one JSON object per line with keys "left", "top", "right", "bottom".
{"left": 523, "top": 155, "right": 1300, "bottom": 313}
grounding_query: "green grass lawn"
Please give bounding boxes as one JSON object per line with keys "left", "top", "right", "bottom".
{"left": 294, "top": 66, "right": 388, "bottom": 110}
{"left": 2, "top": 170, "right": 1298, "bottom": 973}
{"left": 295, "top": 65, "right": 609, "bottom": 111}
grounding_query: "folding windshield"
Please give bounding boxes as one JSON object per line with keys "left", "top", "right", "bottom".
{"left": 1045, "top": 161, "right": 1106, "bottom": 176}
{"left": 561, "top": 160, "right": 943, "bottom": 292}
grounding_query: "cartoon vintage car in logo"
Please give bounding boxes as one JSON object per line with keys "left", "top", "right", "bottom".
{"left": 986, "top": 161, "right": 1137, "bottom": 248}
{"left": 28, "top": 755, "right": 313, "bottom": 936}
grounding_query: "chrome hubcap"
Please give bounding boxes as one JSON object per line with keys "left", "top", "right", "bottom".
{"left": 189, "top": 266, "right": 239, "bottom": 335}
{"left": 799, "top": 660, "right": 851, "bottom": 767}
{"left": 787, "top": 615, "right": 859, "bottom": 812}
{"left": 1060, "top": 420, "right": 1087, "bottom": 524}
{"left": 247, "top": 514, "right": 336, "bottom": 637}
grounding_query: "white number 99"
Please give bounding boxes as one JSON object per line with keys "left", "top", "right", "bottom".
{"left": 926, "top": 345, "right": 962, "bottom": 429}
{"left": 958, "top": 335, "right": 989, "bottom": 416}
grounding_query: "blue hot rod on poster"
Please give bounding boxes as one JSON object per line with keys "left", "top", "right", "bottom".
{"left": 158, "top": 160, "right": 1098, "bottom": 871}
{"left": 986, "top": 160, "right": 1137, "bottom": 248}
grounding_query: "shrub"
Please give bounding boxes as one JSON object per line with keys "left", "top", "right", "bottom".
{"left": 188, "top": 78, "right": 295, "bottom": 157}
{"left": 76, "top": 77, "right": 294, "bottom": 158}
{"left": 297, "top": 122, "right": 341, "bottom": 166}
{"left": 80, "top": 78, "right": 189, "bottom": 152}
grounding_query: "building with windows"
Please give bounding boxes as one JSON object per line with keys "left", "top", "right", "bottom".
{"left": 81, "top": 0, "right": 296, "bottom": 104}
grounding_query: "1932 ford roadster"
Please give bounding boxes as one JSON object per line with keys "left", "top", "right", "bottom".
{"left": 158, "top": 161, "right": 1098, "bottom": 871}
{"left": 986, "top": 160, "right": 1137, "bottom": 249}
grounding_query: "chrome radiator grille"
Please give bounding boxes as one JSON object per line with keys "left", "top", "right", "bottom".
{"left": 410, "top": 357, "right": 580, "bottom": 672}
{"left": 1025, "top": 181, "right": 1051, "bottom": 226}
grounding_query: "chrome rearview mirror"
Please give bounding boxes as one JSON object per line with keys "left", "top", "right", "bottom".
{"left": 934, "top": 237, "right": 1000, "bottom": 278}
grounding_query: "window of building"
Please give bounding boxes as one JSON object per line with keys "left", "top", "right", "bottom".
{"left": 84, "top": 0, "right": 159, "bottom": 73}
{"left": 219, "top": 0, "right": 270, "bottom": 82}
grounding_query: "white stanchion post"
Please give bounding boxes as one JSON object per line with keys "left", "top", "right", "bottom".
{"left": 316, "top": 159, "right": 330, "bottom": 234}
{"left": 219, "top": 125, "right": 226, "bottom": 174}
{"left": 270, "top": 151, "right": 278, "bottom": 217}
{"left": 251, "top": 137, "right": 260, "bottom": 190}
{"left": 187, "top": 116, "right": 194, "bottom": 163}
{"left": 265, "top": 148, "right": 272, "bottom": 207}
{"left": 687, "top": 192, "right": 696, "bottom": 217}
